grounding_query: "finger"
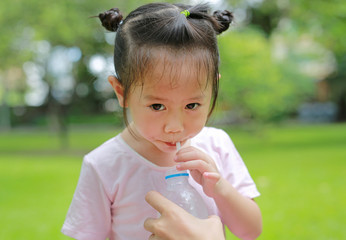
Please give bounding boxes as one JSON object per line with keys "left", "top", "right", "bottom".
{"left": 145, "top": 191, "right": 177, "bottom": 214}
{"left": 207, "top": 215, "right": 224, "bottom": 229}
{"left": 208, "top": 214, "right": 222, "bottom": 221}
{"left": 144, "top": 217, "right": 157, "bottom": 233}
{"left": 149, "top": 234, "right": 164, "bottom": 240}
{"left": 177, "top": 160, "right": 214, "bottom": 173}
{"left": 175, "top": 146, "right": 204, "bottom": 159}
{"left": 149, "top": 233, "right": 162, "bottom": 240}
{"left": 148, "top": 234, "right": 155, "bottom": 240}
{"left": 203, "top": 172, "right": 222, "bottom": 197}
{"left": 175, "top": 149, "right": 206, "bottom": 163}
{"left": 203, "top": 172, "right": 221, "bottom": 187}
{"left": 203, "top": 172, "right": 221, "bottom": 181}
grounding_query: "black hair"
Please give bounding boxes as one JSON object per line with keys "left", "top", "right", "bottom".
{"left": 98, "top": 3, "right": 233, "bottom": 126}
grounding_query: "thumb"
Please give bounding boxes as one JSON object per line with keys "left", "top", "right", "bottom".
{"left": 202, "top": 172, "right": 221, "bottom": 197}
{"left": 203, "top": 172, "right": 221, "bottom": 184}
{"left": 208, "top": 215, "right": 222, "bottom": 221}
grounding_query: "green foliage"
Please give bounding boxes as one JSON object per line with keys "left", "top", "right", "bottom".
{"left": 289, "top": 0, "right": 346, "bottom": 56}
{"left": 1, "top": 0, "right": 345, "bottom": 124}
{"left": 244, "top": 0, "right": 346, "bottom": 120}
{"left": 0, "top": 0, "right": 177, "bottom": 68}
{"left": 218, "top": 28, "right": 314, "bottom": 121}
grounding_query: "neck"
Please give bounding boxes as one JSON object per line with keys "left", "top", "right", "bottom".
{"left": 121, "top": 127, "right": 177, "bottom": 167}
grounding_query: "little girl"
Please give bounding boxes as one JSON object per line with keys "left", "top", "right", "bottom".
{"left": 62, "top": 3, "right": 262, "bottom": 240}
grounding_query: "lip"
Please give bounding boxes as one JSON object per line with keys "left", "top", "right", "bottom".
{"left": 162, "top": 140, "right": 186, "bottom": 148}
{"left": 163, "top": 142, "right": 178, "bottom": 147}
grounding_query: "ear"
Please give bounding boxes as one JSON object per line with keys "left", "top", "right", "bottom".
{"left": 108, "top": 75, "right": 127, "bottom": 107}
{"left": 218, "top": 73, "right": 221, "bottom": 79}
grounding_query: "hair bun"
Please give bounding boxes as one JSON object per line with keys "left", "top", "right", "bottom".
{"left": 212, "top": 10, "right": 233, "bottom": 34}
{"left": 98, "top": 8, "right": 123, "bottom": 32}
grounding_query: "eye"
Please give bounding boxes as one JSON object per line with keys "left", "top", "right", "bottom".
{"left": 185, "top": 103, "right": 200, "bottom": 110}
{"left": 150, "top": 104, "right": 166, "bottom": 111}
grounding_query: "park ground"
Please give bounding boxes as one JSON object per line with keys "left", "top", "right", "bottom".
{"left": 0, "top": 122, "right": 345, "bottom": 239}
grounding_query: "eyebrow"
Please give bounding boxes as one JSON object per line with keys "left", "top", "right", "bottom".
{"left": 143, "top": 95, "right": 205, "bottom": 102}
{"left": 144, "top": 95, "right": 167, "bottom": 101}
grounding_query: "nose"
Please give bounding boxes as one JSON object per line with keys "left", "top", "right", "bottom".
{"left": 164, "top": 111, "right": 184, "bottom": 134}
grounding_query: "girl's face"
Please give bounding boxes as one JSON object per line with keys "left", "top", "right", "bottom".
{"left": 112, "top": 53, "right": 213, "bottom": 154}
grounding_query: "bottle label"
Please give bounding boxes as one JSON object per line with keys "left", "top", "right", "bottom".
{"left": 165, "top": 173, "right": 189, "bottom": 179}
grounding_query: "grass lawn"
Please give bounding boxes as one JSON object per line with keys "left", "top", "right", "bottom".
{"left": 0, "top": 123, "right": 345, "bottom": 239}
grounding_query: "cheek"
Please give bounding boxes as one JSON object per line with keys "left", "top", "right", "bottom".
{"left": 138, "top": 122, "right": 157, "bottom": 137}
{"left": 132, "top": 112, "right": 160, "bottom": 139}
{"left": 186, "top": 112, "right": 208, "bottom": 132}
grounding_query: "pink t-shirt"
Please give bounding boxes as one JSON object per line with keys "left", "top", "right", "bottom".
{"left": 62, "top": 127, "right": 260, "bottom": 240}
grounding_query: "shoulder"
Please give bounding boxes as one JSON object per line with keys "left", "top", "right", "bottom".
{"left": 83, "top": 134, "right": 132, "bottom": 171}
{"left": 193, "top": 126, "right": 232, "bottom": 146}
{"left": 86, "top": 135, "right": 121, "bottom": 159}
{"left": 191, "top": 127, "right": 236, "bottom": 159}
{"left": 79, "top": 134, "right": 142, "bottom": 195}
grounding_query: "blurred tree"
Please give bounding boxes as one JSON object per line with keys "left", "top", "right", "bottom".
{"left": 218, "top": 28, "right": 314, "bottom": 122}
{"left": 245, "top": 0, "right": 346, "bottom": 120}
{"left": 0, "top": 0, "right": 173, "bottom": 143}
{"left": 2, "top": 0, "right": 345, "bottom": 132}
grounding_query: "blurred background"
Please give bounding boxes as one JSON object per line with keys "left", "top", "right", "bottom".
{"left": 0, "top": 0, "right": 345, "bottom": 239}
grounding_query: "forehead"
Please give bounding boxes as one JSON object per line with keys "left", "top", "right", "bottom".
{"left": 140, "top": 48, "right": 212, "bottom": 89}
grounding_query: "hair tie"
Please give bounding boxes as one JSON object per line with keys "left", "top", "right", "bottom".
{"left": 180, "top": 10, "right": 190, "bottom": 17}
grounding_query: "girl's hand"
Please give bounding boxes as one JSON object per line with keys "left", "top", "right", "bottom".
{"left": 144, "top": 191, "right": 225, "bottom": 240}
{"left": 174, "top": 146, "right": 221, "bottom": 197}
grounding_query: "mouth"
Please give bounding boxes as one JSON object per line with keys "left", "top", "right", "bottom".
{"left": 163, "top": 142, "right": 178, "bottom": 147}
{"left": 162, "top": 140, "right": 186, "bottom": 148}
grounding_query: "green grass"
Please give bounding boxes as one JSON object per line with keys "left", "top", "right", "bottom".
{"left": 1, "top": 123, "right": 345, "bottom": 239}
{"left": 0, "top": 155, "right": 79, "bottom": 239}
{"left": 0, "top": 127, "right": 118, "bottom": 240}
{"left": 225, "top": 123, "right": 346, "bottom": 239}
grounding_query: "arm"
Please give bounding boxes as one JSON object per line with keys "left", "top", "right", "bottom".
{"left": 175, "top": 147, "right": 262, "bottom": 240}
{"left": 144, "top": 191, "right": 225, "bottom": 240}
{"left": 205, "top": 173, "right": 262, "bottom": 240}
{"left": 62, "top": 157, "right": 112, "bottom": 240}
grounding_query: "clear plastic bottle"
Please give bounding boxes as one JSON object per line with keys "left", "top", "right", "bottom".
{"left": 163, "top": 168, "right": 209, "bottom": 219}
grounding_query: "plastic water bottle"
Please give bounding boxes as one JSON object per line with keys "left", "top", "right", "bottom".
{"left": 163, "top": 168, "right": 209, "bottom": 219}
